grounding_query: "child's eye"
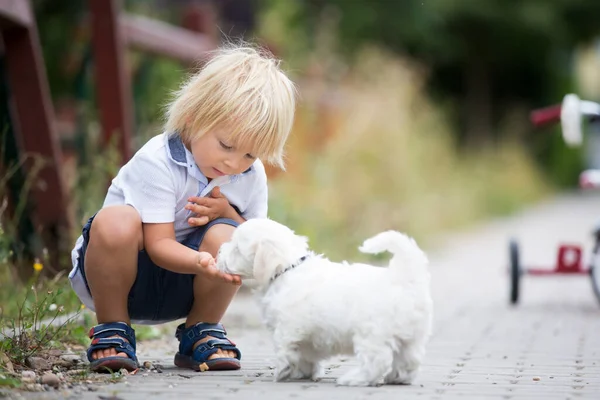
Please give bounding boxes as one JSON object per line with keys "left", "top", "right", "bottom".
{"left": 245, "top": 153, "right": 256, "bottom": 159}
{"left": 219, "top": 141, "right": 233, "bottom": 150}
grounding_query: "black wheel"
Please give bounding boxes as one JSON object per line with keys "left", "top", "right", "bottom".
{"left": 591, "top": 265, "right": 600, "bottom": 305}
{"left": 509, "top": 239, "right": 521, "bottom": 305}
{"left": 590, "top": 237, "right": 600, "bottom": 305}
{"left": 590, "top": 231, "right": 600, "bottom": 302}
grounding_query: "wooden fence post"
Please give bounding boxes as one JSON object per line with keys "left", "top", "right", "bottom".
{"left": 89, "top": 0, "right": 133, "bottom": 162}
{"left": 1, "top": 0, "right": 70, "bottom": 273}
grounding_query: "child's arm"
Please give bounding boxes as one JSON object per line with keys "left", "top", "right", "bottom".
{"left": 143, "top": 222, "right": 240, "bottom": 284}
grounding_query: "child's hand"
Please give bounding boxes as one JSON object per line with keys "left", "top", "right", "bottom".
{"left": 197, "top": 251, "right": 242, "bottom": 285}
{"left": 186, "top": 187, "right": 233, "bottom": 226}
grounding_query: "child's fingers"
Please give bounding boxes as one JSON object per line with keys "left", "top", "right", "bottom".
{"left": 196, "top": 253, "right": 240, "bottom": 284}
{"left": 210, "top": 187, "right": 221, "bottom": 198}
{"left": 189, "top": 216, "right": 209, "bottom": 226}
{"left": 198, "top": 253, "right": 215, "bottom": 266}
{"left": 221, "top": 272, "right": 242, "bottom": 285}
{"left": 187, "top": 196, "right": 211, "bottom": 205}
{"left": 186, "top": 204, "right": 211, "bottom": 215}
{"left": 205, "top": 267, "right": 239, "bottom": 285}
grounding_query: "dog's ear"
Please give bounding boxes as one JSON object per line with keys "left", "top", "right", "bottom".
{"left": 253, "top": 238, "right": 288, "bottom": 286}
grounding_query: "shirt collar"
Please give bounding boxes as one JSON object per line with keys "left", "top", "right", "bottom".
{"left": 165, "top": 133, "right": 254, "bottom": 184}
{"left": 166, "top": 133, "right": 207, "bottom": 184}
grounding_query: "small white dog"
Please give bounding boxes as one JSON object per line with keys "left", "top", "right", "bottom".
{"left": 216, "top": 218, "right": 432, "bottom": 386}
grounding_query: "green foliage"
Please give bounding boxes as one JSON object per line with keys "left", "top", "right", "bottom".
{"left": 0, "top": 280, "right": 82, "bottom": 368}
{"left": 264, "top": 0, "right": 600, "bottom": 184}
{"left": 131, "top": 55, "right": 186, "bottom": 143}
{"left": 32, "top": 0, "right": 87, "bottom": 99}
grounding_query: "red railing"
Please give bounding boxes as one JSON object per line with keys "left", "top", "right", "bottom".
{"left": 1, "top": 0, "right": 70, "bottom": 269}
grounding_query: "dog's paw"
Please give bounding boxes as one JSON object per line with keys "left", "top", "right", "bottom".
{"left": 336, "top": 371, "right": 380, "bottom": 387}
{"left": 275, "top": 365, "right": 293, "bottom": 382}
{"left": 311, "top": 365, "right": 325, "bottom": 382}
{"left": 275, "top": 364, "right": 308, "bottom": 382}
{"left": 385, "top": 369, "right": 417, "bottom": 385}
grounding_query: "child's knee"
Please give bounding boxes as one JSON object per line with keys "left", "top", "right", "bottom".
{"left": 199, "top": 223, "right": 236, "bottom": 255}
{"left": 90, "top": 206, "right": 142, "bottom": 250}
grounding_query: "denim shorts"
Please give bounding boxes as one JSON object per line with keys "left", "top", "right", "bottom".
{"left": 76, "top": 215, "right": 239, "bottom": 322}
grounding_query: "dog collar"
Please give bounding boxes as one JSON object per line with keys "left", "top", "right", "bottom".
{"left": 270, "top": 255, "right": 310, "bottom": 283}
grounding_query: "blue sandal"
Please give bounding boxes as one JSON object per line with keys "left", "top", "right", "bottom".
{"left": 87, "top": 322, "right": 139, "bottom": 372}
{"left": 174, "top": 322, "right": 241, "bottom": 371}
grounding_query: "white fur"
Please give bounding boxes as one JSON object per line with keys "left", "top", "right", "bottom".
{"left": 217, "top": 218, "right": 433, "bottom": 386}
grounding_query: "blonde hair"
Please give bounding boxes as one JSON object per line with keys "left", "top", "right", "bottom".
{"left": 165, "top": 44, "right": 297, "bottom": 169}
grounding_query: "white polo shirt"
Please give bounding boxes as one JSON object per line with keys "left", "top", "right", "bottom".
{"left": 69, "top": 132, "right": 268, "bottom": 316}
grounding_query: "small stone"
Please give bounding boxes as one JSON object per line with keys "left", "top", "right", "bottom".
{"left": 143, "top": 361, "right": 153, "bottom": 369}
{"left": 23, "top": 383, "right": 38, "bottom": 391}
{"left": 533, "top": 376, "right": 541, "bottom": 381}
{"left": 59, "top": 354, "right": 82, "bottom": 364}
{"left": 41, "top": 372, "right": 60, "bottom": 388}
{"left": 66, "top": 369, "right": 87, "bottom": 376}
{"left": 199, "top": 362, "right": 209, "bottom": 372}
{"left": 26, "top": 356, "right": 51, "bottom": 371}
{"left": 21, "top": 370, "right": 36, "bottom": 383}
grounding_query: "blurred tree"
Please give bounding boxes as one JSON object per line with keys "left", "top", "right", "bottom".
{"left": 280, "top": 0, "right": 600, "bottom": 150}
{"left": 32, "top": 0, "right": 87, "bottom": 100}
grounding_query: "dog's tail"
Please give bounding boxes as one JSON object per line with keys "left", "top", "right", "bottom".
{"left": 359, "top": 231, "right": 428, "bottom": 277}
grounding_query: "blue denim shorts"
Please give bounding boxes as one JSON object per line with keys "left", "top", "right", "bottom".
{"left": 76, "top": 215, "right": 239, "bottom": 322}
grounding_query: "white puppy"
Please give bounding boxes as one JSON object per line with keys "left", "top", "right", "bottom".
{"left": 217, "top": 218, "right": 432, "bottom": 386}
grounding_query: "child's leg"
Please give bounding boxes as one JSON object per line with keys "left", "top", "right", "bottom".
{"left": 186, "top": 223, "right": 239, "bottom": 360}
{"left": 84, "top": 205, "right": 143, "bottom": 361}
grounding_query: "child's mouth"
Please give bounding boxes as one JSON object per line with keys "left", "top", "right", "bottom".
{"left": 213, "top": 168, "right": 225, "bottom": 176}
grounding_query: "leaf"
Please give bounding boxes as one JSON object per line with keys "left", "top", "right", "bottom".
{"left": 0, "top": 375, "right": 20, "bottom": 388}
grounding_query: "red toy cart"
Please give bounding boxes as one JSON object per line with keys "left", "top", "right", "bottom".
{"left": 509, "top": 94, "right": 600, "bottom": 305}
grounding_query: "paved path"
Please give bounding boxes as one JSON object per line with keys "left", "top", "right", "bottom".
{"left": 19, "top": 192, "right": 600, "bottom": 399}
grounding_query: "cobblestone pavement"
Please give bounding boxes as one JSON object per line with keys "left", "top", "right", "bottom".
{"left": 12, "top": 192, "right": 600, "bottom": 399}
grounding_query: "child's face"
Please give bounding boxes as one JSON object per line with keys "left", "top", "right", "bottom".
{"left": 189, "top": 127, "right": 257, "bottom": 179}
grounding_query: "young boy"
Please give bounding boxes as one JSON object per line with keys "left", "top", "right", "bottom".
{"left": 69, "top": 45, "right": 296, "bottom": 372}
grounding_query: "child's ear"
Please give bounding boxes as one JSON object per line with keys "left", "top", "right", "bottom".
{"left": 253, "top": 239, "right": 287, "bottom": 286}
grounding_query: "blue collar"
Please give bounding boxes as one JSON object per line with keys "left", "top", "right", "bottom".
{"left": 166, "top": 133, "right": 208, "bottom": 184}
{"left": 165, "top": 133, "right": 254, "bottom": 183}
{"left": 270, "top": 255, "right": 310, "bottom": 283}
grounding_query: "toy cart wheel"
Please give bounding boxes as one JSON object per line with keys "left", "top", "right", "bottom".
{"left": 509, "top": 239, "right": 521, "bottom": 304}
{"left": 591, "top": 251, "right": 600, "bottom": 305}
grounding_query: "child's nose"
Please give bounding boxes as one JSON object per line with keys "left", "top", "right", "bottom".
{"left": 224, "top": 157, "right": 239, "bottom": 172}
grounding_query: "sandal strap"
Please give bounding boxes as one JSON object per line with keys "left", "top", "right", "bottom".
{"left": 174, "top": 323, "right": 186, "bottom": 341}
{"left": 193, "top": 338, "right": 241, "bottom": 362}
{"left": 175, "top": 322, "right": 228, "bottom": 341}
{"left": 86, "top": 336, "right": 138, "bottom": 363}
{"left": 88, "top": 322, "right": 136, "bottom": 350}
{"left": 178, "top": 322, "right": 241, "bottom": 360}
{"left": 87, "top": 322, "right": 138, "bottom": 363}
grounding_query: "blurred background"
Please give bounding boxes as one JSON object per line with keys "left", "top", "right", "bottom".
{"left": 2, "top": 0, "right": 600, "bottom": 314}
